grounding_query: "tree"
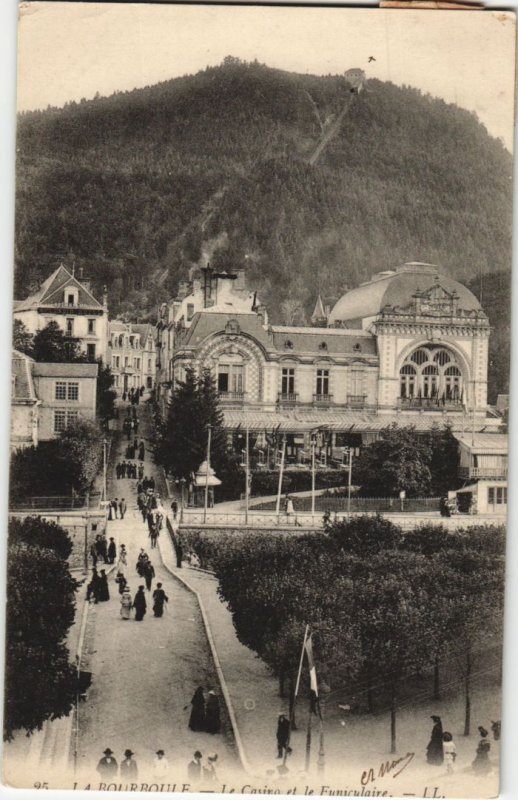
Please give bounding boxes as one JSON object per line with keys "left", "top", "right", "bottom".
{"left": 32, "top": 321, "right": 82, "bottom": 362}
{"left": 96, "top": 359, "right": 116, "bottom": 425}
{"left": 427, "top": 424, "right": 460, "bottom": 495}
{"left": 12, "top": 319, "right": 34, "bottom": 356}
{"left": 4, "top": 517, "right": 79, "bottom": 740}
{"left": 157, "top": 368, "right": 239, "bottom": 496}
{"left": 58, "top": 418, "right": 103, "bottom": 494}
{"left": 353, "top": 425, "right": 433, "bottom": 497}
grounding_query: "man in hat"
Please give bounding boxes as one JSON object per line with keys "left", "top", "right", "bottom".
{"left": 276, "top": 713, "right": 291, "bottom": 759}
{"left": 187, "top": 750, "right": 203, "bottom": 783}
{"left": 96, "top": 748, "right": 118, "bottom": 778}
{"left": 120, "top": 749, "right": 138, "bottom": 779}
{"left": 108, "top": 537, "right": 117, "bottom": 564}
{"left": 205, "top": 690, "right": 221, "bottom": 734}
{"left": 153, "top": 749, "right": 170, "bottom": 780}
{"left": 119, "top": 498, "right": 127, "bottom": 520}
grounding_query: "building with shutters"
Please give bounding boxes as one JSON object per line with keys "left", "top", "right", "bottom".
{"left": 108, "top": 321, "right": 156, "bottom": 395}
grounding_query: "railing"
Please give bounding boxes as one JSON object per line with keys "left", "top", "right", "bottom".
{"left": 459, "top": 467, "right": 508, "bottom": 479}
{"left": 347, "top": 394, "right": 367, "bottom": 408}
{"left": 399, "top": 396, "right": 463, "bottom": 410}
{"left": 218, "top": 391, "right": 246, "bottom": 403}
{"left": 313, "top": 393, "right": 333, "bottom": 404}
{"left": 277, "top": 392, "right": 298, "bottom": 404}
{"left": 251, "top": 495, "right": 442, "bottom": 513}
{"left": 9, "top": 494, "right": 100, "bottom": 511}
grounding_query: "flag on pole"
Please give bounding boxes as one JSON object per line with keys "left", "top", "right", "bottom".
{"left": 305, "top": 634, "right": 322, "bottom": 718}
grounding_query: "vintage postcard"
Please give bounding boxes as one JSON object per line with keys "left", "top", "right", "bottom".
{"left": 3, "top": 2, "right": 515, "bottom": 798}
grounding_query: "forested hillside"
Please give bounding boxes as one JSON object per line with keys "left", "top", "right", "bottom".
{"left": 16, "top": 58, "right": 512, "bottom": 333}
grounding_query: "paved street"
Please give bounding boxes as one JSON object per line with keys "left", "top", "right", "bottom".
{"left": 75, "top": 404, "right": 238, "bottom": 785}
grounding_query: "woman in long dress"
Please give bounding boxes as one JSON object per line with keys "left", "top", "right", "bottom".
{"left": 205, "top": 690, "right": 221, "bottom": 734}
{"left": 426, "top": 716, "right": 444, "bottom": 765}
{"left": 120, "top": 587, "right": 132, "bottom": 620}
{"left": 98, "top": 569, "right": 110, "bottom": 602}
{"left": 472, "top": 727, "right": 491, "bottom": 774}
{"left": 133, "top": 586, "right": 147, "bottom": 621}
{"left": 189, "top": 686, "right": 206, "bottom": 731}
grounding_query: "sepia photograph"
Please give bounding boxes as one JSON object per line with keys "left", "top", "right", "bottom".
{"left": 2, "top": 2, "right": 515, "bottom": 797}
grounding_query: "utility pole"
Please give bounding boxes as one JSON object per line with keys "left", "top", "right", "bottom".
{"left": 102, "top": 439, "right": 108, "bottom": 502}
{"left": 203, "top": 424, "right": 212, "bottom": 524}
{"left": 275, "top": 435, "right": 287, "bottom": 519}
{"left": 311, "top": 434, "right": 316, "bottom": 520}
{"left": 245, "top": 424, "right": 250, "bottom": 525}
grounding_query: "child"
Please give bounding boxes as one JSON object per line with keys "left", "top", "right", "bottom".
{"left": 443, "top": 731, "right": 457, "bottom": 773}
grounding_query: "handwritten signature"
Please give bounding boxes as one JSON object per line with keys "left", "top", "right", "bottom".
{"left": 361, "top": 752, "right": 415, "bottom": 785}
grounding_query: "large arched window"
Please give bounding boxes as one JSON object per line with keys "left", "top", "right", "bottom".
{"left": 399, "top": 345, "right": 464, "bottom": 406}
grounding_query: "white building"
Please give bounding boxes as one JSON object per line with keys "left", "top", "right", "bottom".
{"left": 108, "top": 321, "right": 156, "bottom": 395}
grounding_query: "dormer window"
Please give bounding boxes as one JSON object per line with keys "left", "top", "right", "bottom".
{"left": 65, "top": 286, "right": 78, "bottom": 306}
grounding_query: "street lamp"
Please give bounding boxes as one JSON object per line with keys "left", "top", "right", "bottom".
{"left": 203, "top": 424, "right": 212, "bottom": 524}
{"left": 342, "top": 447, "right": 354, "bottom": 519}
{"left": 102, "top": 438, "right": 108, "bottom": 502}
{"left": 311, "top": 433, "right": 317, "bottom": 520}
{"left": 180, "top": 477, "right": 186, "bottom": 522}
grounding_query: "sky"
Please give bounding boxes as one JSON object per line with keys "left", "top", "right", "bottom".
{"left": 17, "top": 2, "right": 516, "bottom": 150}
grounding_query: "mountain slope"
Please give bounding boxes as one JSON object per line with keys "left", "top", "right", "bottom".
{"left": 15, "top": 58, "right": 512, "bottom": 330}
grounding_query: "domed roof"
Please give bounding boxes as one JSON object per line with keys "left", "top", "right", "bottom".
{"left": 328, "top": 263, "right": 482, "bottom": 325}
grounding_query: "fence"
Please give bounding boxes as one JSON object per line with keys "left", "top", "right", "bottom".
{"left": 253, "top": 495, "right": 441, "bottom": 513}
{"left": 9, "top": 494, "right": 101, "bottom": 511}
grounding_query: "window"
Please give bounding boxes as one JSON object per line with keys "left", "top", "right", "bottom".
{"left": 114, "top": 374, "right": 119, "bottom": 387}
{"left": 400, "top": 364, "right": 416, "bottom": 399}
{"left": 488, "top": 486, "right": 507, "bottom": 506}
{"left": 285, "top": 340, "right": 294, "bottom": 350}
{"left": 410, "top": 349, "right": 428, "bottom": 365}
{"left": 316, "top": 369, "right": 329, "bottom": 396}
{"left": 54, "top": 410, "right": 66, "bottom": 433}
{"left": 218, "top": 364, "right": 244, "bottom": 394}
{"left": 124, "top": 356, "right": 129, "bottom": 367}
{"left": 88, "top": 318, "right": 96, "bottom": 335}
{"left": 66, "top": 318, "right": 74, "bottom": 336}
{"left": 319, "top": 342, "right": 328, "bottom": 351}
{"left": 55, "top": 382, "right": 67, "bottom": 400}
{"left": 67, "top": 293, "right": 75, "bottom": 306}
{"left": 87, "top": 344, "right": 96, "bottom": 362}
{"left": 353, "top": 343, "right": 362, "bottom": 353}
{"left": 113, "top": 356, "right": 120, "bottom": 369}
{"left": 148, "top": 359, "right": 151, "bottom": 371}
{"left": 349, "top": 368, "right": 364, "bottom": 396}
{"left": 55, "top": 381, "right": 79, "bottom": 400}
{"left": 281, "top": 368, "right": 295, "bottom": 395}
{"left": 135, "top": 358, "right": 141, "bottom": 370}
{"left": 53, "top": 409, "right": 78, "bottom": 433}
{"left": 422, "top": 364, "right": 439, "bottom": 398}
{"left": 444, "top": 366, "right": 462, "bottom": 400}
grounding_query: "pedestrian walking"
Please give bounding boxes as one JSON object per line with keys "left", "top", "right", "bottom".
{"left": 139, "top": 442, "right": 145, "bottom": 461}
{"left": 120, "top": 587, "right": 132, "bottom": 620}
{"left": 119, "top": 544, "right": 127, "bottom": 567}
{"left": 120, "top": 749, "right": 138, "bottom": 779}
{"left": 171, "top": 499, "right": 178, "bottom": 520}
{"left": 285, "top": 495, "right": 294, "bottom": 519}
{"left": 108, "top": 502, "right": 115, "bottom": 521}
{"left": 276, "top": 713, "right": 291, "bottom": 759}
{"left": 119, "top": 498, "right": 127, "bottom": 519}
{"left": 108, "top": 537, "right": 117, "bottom": 564}
{"left": 113, "top": 499, "right": 120, "bottom": 519}
{"left": 115, "top": 571, "right": 127, "bottom": 594}
{"left": 203, "top": 753, "right": 219, "bottom": 783}
{"left": 152, "top": 583, "right": 169, "bottom": 617}
{"left": 86, "top": 568, "right": 100, "bottom": 602}
{"left": 98, "top": 569, "right": 110, "bottom": 602}
{"left": 426, "top": 715, "right": 444, "bottom": 765}
{"left": 205, "top": 690, "right": 221, "bottom": 734}
{"left": 99, "top": 534, "right": 108, "bottom": 563}
{"left": 442, "top": 732, "right": 457, "bottom": 773}
{"left": 133, "top": 586, "right": 147, "bottom": 621}
{"left": 472, "top": 726, "right": 492, "bottom": 774}
{"left": 188, "top": 686, "right": 206, "bottom": 731}
{"left": 89, "top": 542, "right": 98, "bottom": 567}
{"left": 153, "top": 750, "right": 169, "bottom": 781}
{"left": 187, "top": 750, "right": 203, "bottom": 784}
{"left": 144, "top": 560, "right": 155, "bottom": 591}
{"left": 96, "top": 748, "right": 118, "bottom": 778}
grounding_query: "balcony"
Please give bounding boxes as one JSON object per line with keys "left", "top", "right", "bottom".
{"left": 347, "top": 394, "right": 367, "bottom": 408}
{"left": 399, "top": 396, "right": 464, "bottom": 410}
{"left": 459, "top": 466, "right": 508, "bottom": 480}
{"left": 313, "top": 393, "right": 333, "bottom": 406}
{"left": 278, "top": 392, "right": 298, "bottom": 407}
{"left": 218, "top": 390, "right": 246, "bottom": 405}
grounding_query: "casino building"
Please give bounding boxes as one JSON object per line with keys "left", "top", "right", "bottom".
{"left": 156, "top": 262, "right": 503, "bottom": 466}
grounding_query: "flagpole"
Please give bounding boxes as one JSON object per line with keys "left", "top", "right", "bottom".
{"left": 284, "top": 625, "right": 309, "bottom": 766}
{"left": 294, "top": 624, "right": 309, "bottom": 698}
{"left": 305, "top": 698, "right": 313, "bottom": 772}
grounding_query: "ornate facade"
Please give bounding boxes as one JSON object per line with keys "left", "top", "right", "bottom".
{"left": 156, "top": 263, "right": 502, "bottom": 463}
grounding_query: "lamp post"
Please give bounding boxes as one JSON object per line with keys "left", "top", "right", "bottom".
{"left": 203, "top": 424, "right": 212, "bottom": 524}
{"left": 245, "top": 424, "right": 250, "bottom": 525}
{"left": 102, "top": 438, "right": 108, "bottom": 502}
{"left": 275, "top": 434, "right": 287, "bottom": 520}
{"left": 180, "top": 477, "right": 186, "bottom": 523}
{"left": 311, "top": 433, "right": 317, "bottom": 521}
{"left": 343, "top": 447, "right": 353, "bottom": 519}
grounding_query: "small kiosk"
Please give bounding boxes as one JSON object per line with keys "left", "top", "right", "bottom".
{"left": 190, "top": 460, "right": 221, "bottom": 508}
